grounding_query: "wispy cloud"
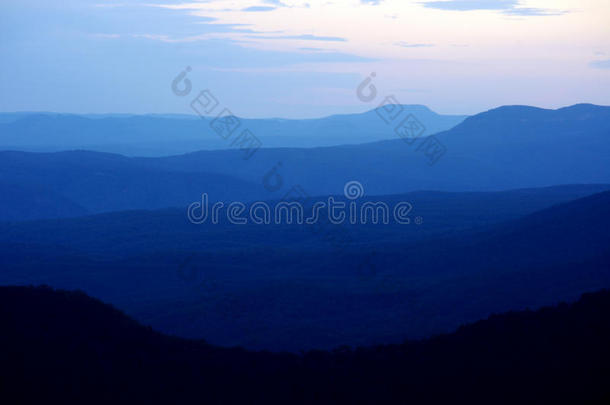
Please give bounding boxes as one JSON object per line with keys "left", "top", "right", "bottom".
{"left": 242, "top": 6, "right": 277, "bottom": 12}
{"left": 395, "top": 42, "right": 434, "bottom": 48}
{"left": 590, "top": 59, "right": 610, "bottom": 69}
{"left": 419, "top": 0, "right": 567, "bottom": 16}
{"left": 299, "top": 47, "right": 328, "bottom": 51}
{"left": 502, "top": 7, "right": 567, "bottom": 16}
{"left": 247, "top": 34, "right": 347, "bottom": 42}
{"left": 421, "top": 0, "right": 518, "bottom": 11}
{"left": 264, "top": 0, "right": 290, "bottom": 6}
{"left": 91, "top": 33, "right": 121, "bottom": 39}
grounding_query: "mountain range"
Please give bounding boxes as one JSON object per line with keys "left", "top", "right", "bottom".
{"left": 0, "top": 105, "right": 466, "bottom": 156}
{"left": 1, "top": 103, "right": 610, "bottom": 351}
{"left": 1, "top": 187, "right": 609, "bottom": 350}
{"left": 1, "top": 103, "right": 609, "bottom": 222}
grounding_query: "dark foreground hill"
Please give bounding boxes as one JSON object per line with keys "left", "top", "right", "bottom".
{"left": 1, "top": 285, "right": 609, "bottom": 404}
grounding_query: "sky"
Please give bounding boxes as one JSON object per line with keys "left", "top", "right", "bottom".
{"left": 1, "top": 0, "right": 609, "bottom": 118}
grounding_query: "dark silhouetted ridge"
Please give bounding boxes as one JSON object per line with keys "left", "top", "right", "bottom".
{"left": 1, "top": 285, "right": 610, "bottom": 404}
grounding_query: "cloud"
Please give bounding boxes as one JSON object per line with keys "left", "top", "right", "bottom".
{"left": 132, "top": 33, "right": 173, "bottom": 42}
{"left": 590, "top": 59, "right": 610, "bottom": 69}
{"left": 264, "top": 0, "right": 290, "bottom": 6}
{"left": 419, "top": 0, "right": 567, "bottom": 16}
{"left": 395, "top": 42, "right": 434, "bottom": 48}
{"left": 299, "top": 47, "right": 327, "bottom": 51}
{"left": 247, "top": 34, "right": 347, "bottom": 42}
{"left": 91, "top": 33, "right": 121, "bottom": 39}
{"left": 502, "top": 7, "right": 567, "bottom": 16}
{"left": 361, "top": 0, "right": 383, "bottom": 4}
{"left": 421, "top": 0, "right": 518, "bottom": 11}
{"left": 242, "top": 6, "right": 276, "bottom": 12}
{"left": 242, "top": 1, "right": 311, "bottom": 10}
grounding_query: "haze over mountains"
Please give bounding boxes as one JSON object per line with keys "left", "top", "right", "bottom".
{"left": 149, "top": 103, "right": 609, "bottom": 195}
{"left": 0, "top": 150, "right": 263, "bottom": 220}
{"left": 4, "top": 0, "right": 609, "bottom": 400}
{"left": 1, "top": 103, "right": 608, "bottom": 222}
{"left": 1, "top": 102, "right": 610, "bottom": 351}
{"left": 0, "top": 105, "right": 466, "bottom": 156}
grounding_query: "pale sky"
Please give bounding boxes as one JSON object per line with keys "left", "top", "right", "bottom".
{"left": 1, "top": 0, "right": 609, "bottom": 117}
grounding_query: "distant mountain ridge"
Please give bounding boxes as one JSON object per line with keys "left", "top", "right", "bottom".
{"left": 1, "top": 140, "right": 609, "bottom": 221}
{"left": 0, "top": 150, "right": 265, "bottom": 219}
{"left": 1, "top": 103, "right": 609, "bottom": 217}
{"left": 150, "top": 103, "right": 610, "bottom": 195}
{"left": 0, "top": 105, "right": 467, "bottom": 156}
